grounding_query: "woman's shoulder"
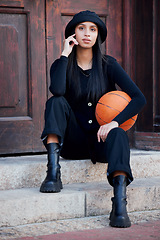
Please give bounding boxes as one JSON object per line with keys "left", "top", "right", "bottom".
{"left": 103, "top": 55, "right": 117, "bottom": 65}
{"left": 52, "top": 55, "right": 68, "bottom": 65}
{"left": 102, "top": 55, "right": 118, "bottom": 76}
{"left": 50, "top": 56, "right": 68, "bottom": 71}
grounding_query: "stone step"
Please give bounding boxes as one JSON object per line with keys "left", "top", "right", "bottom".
{"left": 0, "top": 149, "right": 160, "bottom": 190}
{"left": 0, "top": 176, "right": 160, "bottom": 227}
{"left": 1, "top": 210, "right": 160, "bottom": 239}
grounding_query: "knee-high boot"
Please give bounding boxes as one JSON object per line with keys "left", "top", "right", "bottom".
{"left": 40, "top": 143, "right": 63, "bottom": 193}
{"left": 109, "top": 175, "right": 131, "bottom": 228}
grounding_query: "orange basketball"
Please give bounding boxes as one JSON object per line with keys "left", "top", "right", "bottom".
{"left": 95, "top": 91, "right": 138, "bottom": 131}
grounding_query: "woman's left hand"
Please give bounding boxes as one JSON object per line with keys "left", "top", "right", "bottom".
{"left": 97, "top": 121, "right": 119, "bottom": 142}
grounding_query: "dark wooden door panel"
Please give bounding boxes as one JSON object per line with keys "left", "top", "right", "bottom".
{"left": 135, "top": 0, "right": 153, "bottom": 132}
{"left": 153, "top": 0, "right": 160, "bottom": 132}
{"left": 0, "top": 1, "right": 46, "bottom": 154}
{"left": 0, "top": 12, "right": 28, "bottom": 117}
{"left": 0, "top": 0, "right": 24, "bottom": 8}
{"left": 134, "top": 0, "right": 160, "bottom": 150}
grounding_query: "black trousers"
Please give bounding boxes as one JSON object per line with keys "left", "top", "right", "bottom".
{"left": 41, "top": 96, "right": 133, "bottom": 186}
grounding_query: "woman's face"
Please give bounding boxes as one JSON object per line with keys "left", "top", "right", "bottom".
{"left": 75, "top": 21, "right": 98, "bottom": 48}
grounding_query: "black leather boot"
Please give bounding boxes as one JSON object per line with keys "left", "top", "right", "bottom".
{"left": 40, "top": 143, "right": 63, "bottom": 193}
{"left": 109, "top": 175, "right": 131, "bottom": 228}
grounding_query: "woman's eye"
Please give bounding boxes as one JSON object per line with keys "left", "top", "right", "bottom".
{"left": 91, "top": 28, "right": 96, "bottom": 31}
{"left": 79, "top": 27, "right": 84, "bottom": 30}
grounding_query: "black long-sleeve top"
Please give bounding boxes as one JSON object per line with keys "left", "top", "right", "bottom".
{"left": 50, "top": 55, "right": 146, "bottom": 132}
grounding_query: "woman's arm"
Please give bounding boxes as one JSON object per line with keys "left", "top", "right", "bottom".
{"left": 49, "top": 34, "right": 78, "bottom": 96}
{"left": 111, "top": 60, "right": 146, "bottom": 125}
{"left": 49, "top": 56, "right": 68, "bottom": 96}
{"left": 97, "top": 58, "right": 146, "bottom": 142}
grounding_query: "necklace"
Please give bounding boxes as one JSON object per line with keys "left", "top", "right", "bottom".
{"left": 77, "top": 58, "right": 93, "bottom": 70}
{"left": 79, "top": 67, "right": 91, "bottom": 77}
{"left": 77, "top": 58, "right": 92, "bottom": 77}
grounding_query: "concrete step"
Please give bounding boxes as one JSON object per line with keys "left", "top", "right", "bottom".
{"left": 0, "top": 149, "right": 160, "bottom": 190}
{"left": 1, "top": 210, "right": 160, "bottom": 239}
{"left": 0, "top": 176, "right": 160, "bottom": 227}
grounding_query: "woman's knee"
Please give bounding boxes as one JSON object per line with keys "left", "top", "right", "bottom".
{"left": 107, "top": 127, "right": 129, "bottom": 144}
{"left": 108, "top": 127, "right": 127, "bottom": 137}
{"left": 46, "top": 96, "right": 70, "bottom": 110}
{"left": 46, "top": 96, "right": 65, "bottom": 105}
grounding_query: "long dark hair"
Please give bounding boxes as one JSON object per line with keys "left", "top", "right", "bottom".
{"left": 67, "top": 33, "right": 108, "bottom": 103}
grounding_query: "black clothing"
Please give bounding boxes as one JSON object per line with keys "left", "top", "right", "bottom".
{"left": 47, "top": 55, "right": 146, "bottom": 133}
{"left": 42, "top": 96, "right": 133, "bottom": 186}
{"left": 41, "top": 54, "right": 146, "bottom": 186}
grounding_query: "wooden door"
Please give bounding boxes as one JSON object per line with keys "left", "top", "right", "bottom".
{"left": 0, "top": 0, "right": 46, "bottom": 154}
{"left": 134, "top": 0, "right": 160, "bottom": 150}
{"left": 0, "top": 0, "right": 130, "bottom": 155}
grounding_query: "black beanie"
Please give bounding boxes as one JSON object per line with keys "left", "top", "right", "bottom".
{"left": 65, "top": 10, "right": 107, "bottom": 43}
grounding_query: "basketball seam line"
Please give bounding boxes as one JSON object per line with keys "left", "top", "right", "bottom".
{"left": 96, "top": 111, "right": 136, "bottom": 125}
{"left": 96, "top": 103, "right": 137, "bottom": 124}
{"left": 95, "top": 112, "right": 109, "bottom": 124}
{"left": 107, "top": 92, "right": 130, "bottom": 103}
{"left": 97, "top": 102, "right": 121, "bottom": 113}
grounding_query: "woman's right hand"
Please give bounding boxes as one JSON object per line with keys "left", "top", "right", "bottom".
{"left": 61, "top": 34, "right": 79, "bottom": 57}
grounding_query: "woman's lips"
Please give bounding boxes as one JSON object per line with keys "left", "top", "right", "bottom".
{"left": 82, "top": 39, "right": 91, "bottom": 43}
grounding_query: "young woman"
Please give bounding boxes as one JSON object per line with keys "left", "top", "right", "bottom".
{"left": 40, "top": 10, "right": 146, "bottom": 228}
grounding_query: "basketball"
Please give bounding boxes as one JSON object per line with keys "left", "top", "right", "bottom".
{"left": 95, "top": 91, "right": 138, "bottom": 131}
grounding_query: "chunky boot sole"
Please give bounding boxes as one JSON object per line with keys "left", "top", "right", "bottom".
{"left": 109, "top": 215, "right": 131, "bottom": 228}
{"left": 40, "top": 179, "right": 63, "bottom": 193}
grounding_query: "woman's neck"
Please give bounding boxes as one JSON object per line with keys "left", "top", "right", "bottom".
{"left": 76, "top": 47, "right": 93, "bottom": 70}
